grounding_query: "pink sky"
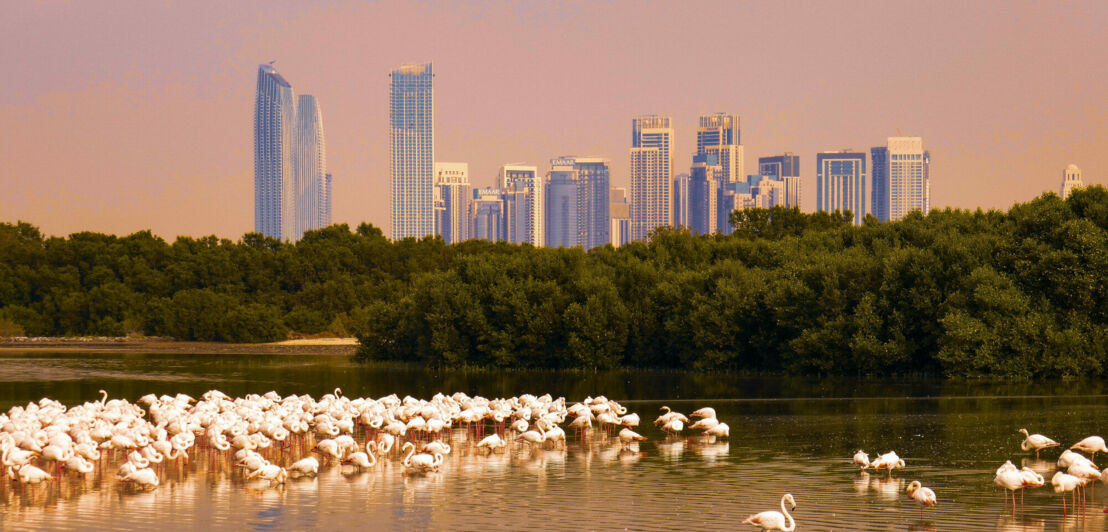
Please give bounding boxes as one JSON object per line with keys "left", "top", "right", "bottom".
{"left": 1, "top": 1, "right": 1105, "bottom": 239}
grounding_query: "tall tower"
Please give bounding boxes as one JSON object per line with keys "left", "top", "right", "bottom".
{"left": 630, "top": 115, "right": 675, "bottom": 241}
{"left": 545, "top": 161, "right": 579, "bottom": 248}
{"left": 816, "top": 150, "right": 867, "bottom": 224}
{"left": 323, "top": 174, "right": 333, "bottom": 226}
{"left": 254, "top": 63, "right": 297, "bottom": 240}
{"left": 544, "top": 157, "right": 610, "bottom": 249}
{"left": 390, "top": 63, "right": 434, "bottom": 240}
{"left": 871, "top": 137, "right": 928, "bottom": 222}
{"left": 696, "top": 113, "right": 743, "bottom": 183}
{"left": 296, "top": 94, "right": 327, "bottom": 238}
{"left": 1061, "top": 164, "right": 1083, "bottom": 200}
{"left": 689, "top": 154, "right": 720, "bottom": 235}
{"left": 434, "top": 163, "right": 470, "bottom": 244}
{"left": 500, "top": 165, "right": 543, "bottom": 246}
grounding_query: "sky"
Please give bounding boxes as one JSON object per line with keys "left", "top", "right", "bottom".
{"left": 1, "top": 0, "right": 1105, "bottom": 239}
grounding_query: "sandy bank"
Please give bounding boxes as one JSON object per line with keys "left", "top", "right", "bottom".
{"left": 0, "top": 337, "right": 359, "bottom": 355}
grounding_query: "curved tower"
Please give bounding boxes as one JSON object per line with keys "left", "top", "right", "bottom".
{"left": 254, "top": 63, "right": 297, "bottom": 240}
{"left": 296, "top": 94, "right": 327, "bottom": 237}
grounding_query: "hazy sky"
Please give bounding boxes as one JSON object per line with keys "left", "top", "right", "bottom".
{"left": 2, "top": 1, "right": 1105, "bottom": 239}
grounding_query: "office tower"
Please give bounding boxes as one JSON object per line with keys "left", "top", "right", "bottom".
{"left": 323, "top": 174, "right": 332, "bottom": 226}
{"left": 434, "top": 163, "right": 470, "bottom": 244}
{"left": 296, "top": 94, "right": 327, "bottom": 238}
{"left": 672, "top": 173, "right": 691, "bottom": 229}
{"left": 816, "top": 150, "right": 867, "bottom": 224}
{"left": 610, "top": 187, "right": 631, "bottom": 248}
{"left": 390, "top": 63, "right": 434, "bottom": 240}
{"left": 544, "top": 157, "right": 611, "bottom": 249}
{"left": 1061, "top": 164, "right": 1084, "bottom": 199}
{"left": 689, "top": 154, "right": 720, "bottom": 235}
{"left": 630, "top": 115, "right": 675, "bottom": 241}
{"left": 254, "top": 63, "right": 297, "bottom": 240}
{"left": 871, "top": 137, "right": 929, "bottom": 222}
{"left": 471, "top": 187, "right": 504, "bottom": 241}
{"left": 545, "top": 163, "right": 579, "bottom": 248}
{"left": 499, "top": 165, "right": 543, "bottom": 246}
{"left": 696, "top": 113, "right": 743, "bottom": 183}
{"left": 758, "top": 153, "right": 801, "bottom": 208}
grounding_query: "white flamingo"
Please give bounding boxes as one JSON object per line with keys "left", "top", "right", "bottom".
{"left": 742, "top": 493, "right": 796, "bottom": 531}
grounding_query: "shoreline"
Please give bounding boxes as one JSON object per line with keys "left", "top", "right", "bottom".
{"left": 0, "top": 337, "right": 358, "bottom": 356}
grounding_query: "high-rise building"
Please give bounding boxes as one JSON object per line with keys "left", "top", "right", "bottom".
{"left": 499, "top": 165, "right": 543, "bottom": 246}
{"left": 544, "top": 157, "right": 611, "bottom": 249}
{"left": 471, "top": 187, "right": 504, "bottom": 242}
{"left": 630, "top": 115, "right": 675, "bottom": 241}
{"left": 816, "top": 150, "right": 867, "bottom": 224}
{"left": 689, "top": 154, "right": 720, "bottom": 235}
{"left": 296, "top": 94, "right": 327, "bottom": 238}
{"left": 390, "top": 63, "right": 434, "bottom": 240}
{"left": 323, "top": 174, "right": 332, "bottom": 227}
{"left": 758, "top": 153, "right": 801, "bottom": 208}
{"left": 433, "top": 163, "right": 470, "bottom": 244}
{"left": 871, "top": 137, "right": 929, "bottom": 222}
{"left": 697, "top": 113, "right": 743, "bottom": 183}
{"left": 254, "top": 63, "right": 297, "bottom": 240}
{"left": 610, "top": 187, "right": 631, "bottom": 248}
{"left": 1061, "top": 164, "right": 1083, "bottom": 200}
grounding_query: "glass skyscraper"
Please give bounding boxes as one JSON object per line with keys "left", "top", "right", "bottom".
{"left": 696, "top": 113, "right": 743, "bottom": 183}
{"left": 630, "top": 115, "right": 675, "bottom": 241}
{"left": 544, "top": 156, "right": 610, "bottom": 249}
{"left": 390, "top": 63, "right": 434, "bottom": 240}
{"left": 500, "top": 165, "right": 543, "bottom": 246}
{"left": 816, "top": 150, "right": 867, "bottom": 225}
{"left": 433, "top": 162, "right": 470, "bottom": 244}
{"left": 254, "top": 63, "right": 297, "bottom": 240}
{"left": 296, "top": 94, "right": 327, "bottom": 239}
{"left": 758, "top": 153, "right": 801, "bottom": 209}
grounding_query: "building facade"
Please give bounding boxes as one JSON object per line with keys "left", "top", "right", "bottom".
{"left": 545, "top": 162, "right": 579, "bottom": 248}
{"left": 696, "top": 113, "right": 743, "bottom": 183}
{"left": 295, "top": 94, "right": 327, "bottom": 239}
{"left": 254, "top": 63, "right": 297, "bottom": 240}
{"left": 816, "top": 150, "right": 867, "bottom": 224}
{"left": 544, "top": 157, "right": 611, "bottom": 249}
{"left": 758, "top": 153, "right": 801, "bottom": 208}
{"left": 610, "top": 187, "right": 631, "bottom": 248}
{"left": 433, "top": 162, "right": 470, "bottom": 244}
{"left": 499, "top": 165, "right": 543, "bottom": 246}
{"left": 871, "top": 137, "right": 929, "bottom": 222}
{"left": 630, "top": 115, "right": 675, "bottom": 241}
{"left": 390, "top": 63, "right": 434, "bottom": 240}
{"left": 323, "top": 174, "right": 332, "bottom": 227}
{"left": 672, "top": 173, "right": 691, "bottom": 229}
{"left": 1061, "top": 164, "right": 1084, "bottom": 199}
{"left": 471, "top": 187, "right": 504, "bottom": 242}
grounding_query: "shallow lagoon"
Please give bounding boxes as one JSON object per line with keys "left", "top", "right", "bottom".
{"left": 2, "top": 353, "right": 1107, "bottom": 531}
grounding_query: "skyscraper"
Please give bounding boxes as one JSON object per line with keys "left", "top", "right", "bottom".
{"left": 390, "top": 63, "right": 434, "bottom": 240}
{"left": 434, "top": 163, "right": 470, "bottom": 244}
{"left": 500, "top": 165, "right": 543, "bottom": 246}
{"left": 254, "top": 63, "right": 297, "bottom": 240}
{"left": 871, "top": 137, "right": 929, "bottom": 222}
{"left": 296, "top": 94, "right": 327, "bottom": 238}
{"left": 630, "top": 115, "right": 675, "bottom": 241}
{"left": 544, "top": 157, "right": 611, "bottom": 249}
{"left": 672, "top": 173, "right": 691, "bottom": 229}
{"left": 816, "top": 150, "right": 867, "bottom": 224}
{"left": 1061, "top": 164, "right": 1083, "bottom": 200}
{"left": 471, "top": 187, "right": 504, "bottom": 242}
{"left": 688, "top": 154, "right": 720, "bottom": 235}
{"left": 323, "top": 174, "right": 332, "bottom": 227}
{"left": 696, "top": 113, "right": 743, "bottom": 183}
{"left": 758, "top": 153, "right": 801, "bottom": 208}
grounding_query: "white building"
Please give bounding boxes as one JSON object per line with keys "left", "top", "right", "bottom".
{"left": 630, "top": 115, "right": 675, "bottom": 241}
{"left": 296, "top": 94, "right": 327, "bottom": 238}
{"left": 871, "top": 137, "right": 929, "bottom": 222}
{"left": 1061, "top": 164, "right": 1084, "bottom": 200}
{"left": 500, "top": 165, "right": 544, "bottom": 246}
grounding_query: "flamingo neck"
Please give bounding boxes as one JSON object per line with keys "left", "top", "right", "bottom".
{"left": 780, "top": 497, "right": 795, "bottom": 532}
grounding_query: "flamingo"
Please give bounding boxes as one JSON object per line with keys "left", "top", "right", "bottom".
{"left": 1070, "top": 436, "right": 1108, "bottom": 462}
{"left": 871, "top": 451, "right": 905, "bottom": 476}
{"left": 1052, "top": 471, "right": 1082, "bottom": 516}
{"left": 689, "top": 417, "right": 720, "bottom": 431}
{"left": 994, "top": 466, "right": 1023, "bottom": 512}
{"left": 618, "top": 428, "right": 647, "bottom": 449}
{"left": 1018, "top": 428, "right": 1059, "bottom": 458}
{"left": 690, "top": 407, "right": 717, "bottom": 419}
{"left": 906, "top": 481, "right": 937, "bottom": 518}
{"left": 706, "top": 423, "right": 730, "bottom": 439}
{"left": 853, "top": 450, "right": 871, "bottom": 469}
{"left": 119, "top": 467, "right": 160, "bottom": 489}
{"left": 742, "top": 493, "right": 796, "bottom": 531}
{"left": 13, "top": 464, "right": 53, "bottom": 484}
{"left": 288, "top": 456, "right": 320, "bottom": 476}
{"left": 661, "top": 418, "right": 684, "bottom": 436}
{"left": 476, "top": 433, "right": 506, "bottom": 452}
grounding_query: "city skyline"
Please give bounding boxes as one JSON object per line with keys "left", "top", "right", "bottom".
{"left": 1, "top": 1, "right": 1105, "bottom": 239}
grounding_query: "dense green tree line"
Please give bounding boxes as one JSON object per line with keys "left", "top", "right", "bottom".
{"left": 2, "top": 187, "right": 1106, "bottom": 376}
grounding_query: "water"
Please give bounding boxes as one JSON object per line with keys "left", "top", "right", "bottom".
{"left": 2, "top": 352, "right": 1108, "bottom": 531}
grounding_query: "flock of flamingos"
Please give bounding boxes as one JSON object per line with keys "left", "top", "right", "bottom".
{"left": 1, "top": 389, "right": 1107, "bottom": 530}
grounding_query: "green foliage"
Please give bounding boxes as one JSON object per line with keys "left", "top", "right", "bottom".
{"left": 2, "top": 187, "right": 1108, "bottom": 374}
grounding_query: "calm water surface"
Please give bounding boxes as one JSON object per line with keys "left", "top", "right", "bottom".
{"left": 2, "top": 353, "right": 1108, "bottom": 531}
